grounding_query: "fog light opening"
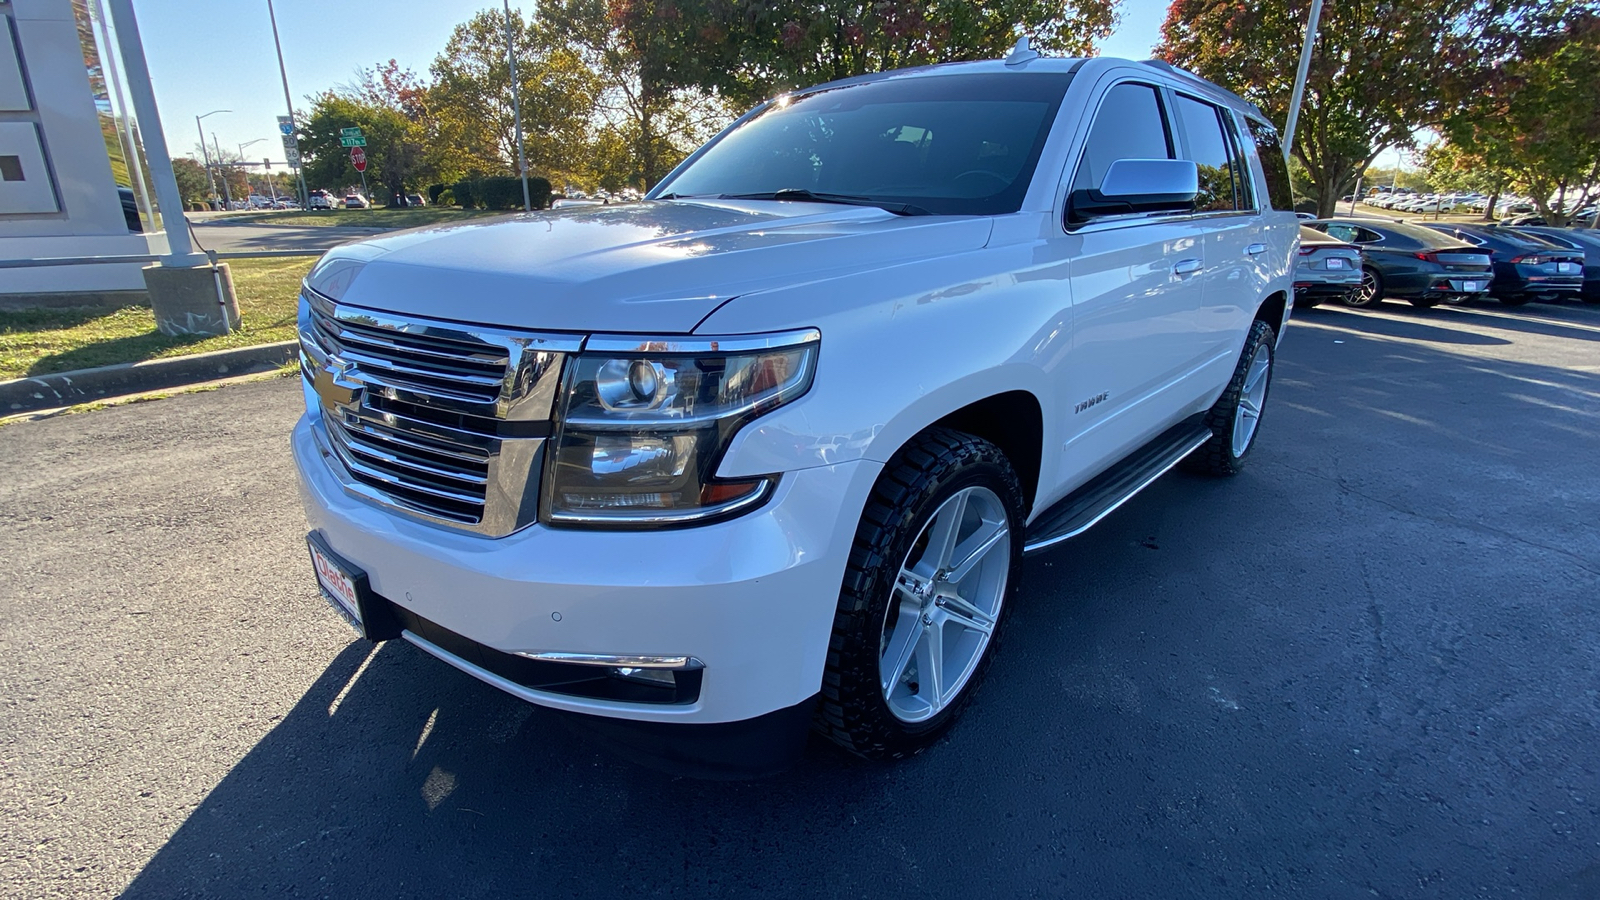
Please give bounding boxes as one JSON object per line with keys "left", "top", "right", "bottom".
{"left": 613, "top": 666, "right": 677, "bottom": 687}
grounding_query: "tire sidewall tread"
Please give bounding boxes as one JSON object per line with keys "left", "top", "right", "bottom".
{"left": 816, "top": 428, "right": 1024, "bottom": 760}
{"left": 1186, "top": 319, "right": 1276, "bottom": 477}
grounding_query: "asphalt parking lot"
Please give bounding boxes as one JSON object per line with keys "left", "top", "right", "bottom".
{"left": 2, "top": 300, "right": 1597, "bottom": 899}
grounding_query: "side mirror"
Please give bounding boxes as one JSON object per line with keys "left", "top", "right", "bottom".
{"left": 1068, "top": 158, "right": 1199, "bottom": 224}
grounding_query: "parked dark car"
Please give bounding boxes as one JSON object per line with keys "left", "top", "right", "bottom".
{"left": 1308, "top": 218, "right": 1493, "bottom": 308}
{"left": 1421, "top": 223, "right": 1584, "bottom": 306}
{"left": 1292, "top": 226, "right": 1363, "bottom": 308}
{"left": 117, "top": 186, "right": 141, "bottom": 233}
{"left": 1505, "top": 226, "right": 1600, "bottom": 303}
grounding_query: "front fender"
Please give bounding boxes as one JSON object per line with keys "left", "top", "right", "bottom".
{"left": 705, "top": 239, "right": 1072, "bottom": 492}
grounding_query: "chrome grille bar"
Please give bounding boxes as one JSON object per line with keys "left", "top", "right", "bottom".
{"left": 300, "top": 288, "right": 581, "bottom": 536}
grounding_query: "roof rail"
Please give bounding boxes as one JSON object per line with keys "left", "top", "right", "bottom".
{"left": 1139, "top": 58, "right": 1263, "bottom": 120}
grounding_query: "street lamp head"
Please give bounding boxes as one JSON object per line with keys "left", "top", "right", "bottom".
{"left": 198, "top": 109, "right": 231, "bottom": 120}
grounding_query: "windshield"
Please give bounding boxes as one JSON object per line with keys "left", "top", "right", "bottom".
{"left": 654, "top": 72, "right": 1074, "bottom": 216}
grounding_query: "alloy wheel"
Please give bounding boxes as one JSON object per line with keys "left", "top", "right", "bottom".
{"left": 1232, "top": 344, "right": 1271, "bottom": 457}
{"left": 879, "top": 486, "right": 1011, "bottom": 724}
{"left": 1355, "top": 270, "right": 1379, "bottom": 306}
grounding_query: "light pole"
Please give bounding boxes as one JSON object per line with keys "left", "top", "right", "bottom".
{"left": 503, "top": 0, "right": 531, "bottom": 211}
{"left": 195, "top": 109, "right": 228, "bottom": 210}
{"left": 212, "top": 132, "right": 233, "bottom": 209}
{"left": 239, "top": 138, "right": 266, "bottom": 205}
{"left": 1283, "top": 0, "right": 1323, "bottom": 163}
{"left": 267, "top": 0, "right": 309, "bottom": 208}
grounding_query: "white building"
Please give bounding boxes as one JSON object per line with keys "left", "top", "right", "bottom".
{"left": 1, "top": 0, "right": 168, "bottom": 305}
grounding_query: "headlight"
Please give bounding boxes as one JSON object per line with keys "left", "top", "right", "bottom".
{"left": 542, "top": 329, "right": 819, "bottom": 527}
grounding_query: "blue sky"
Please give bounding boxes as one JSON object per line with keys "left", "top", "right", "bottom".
{"left": 134, "top": 0, "right": 1173, "bottom": 172}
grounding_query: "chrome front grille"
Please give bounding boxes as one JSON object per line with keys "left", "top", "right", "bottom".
{"left": 311, "top": 312, "right": 510, "bottom": 405}
{"left": 299, "top": 289, "right": 580, "bottom": 536}
{"left": 323, "top": 411, "right": 491, "bottom": 524}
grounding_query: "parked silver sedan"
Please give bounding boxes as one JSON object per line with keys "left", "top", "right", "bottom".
{"left": 1292, "top": 225, "right": 1363, "bottom": 309}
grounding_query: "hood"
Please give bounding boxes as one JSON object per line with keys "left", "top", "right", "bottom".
{"left": 307, "top": 200, "right": 994, "bottom": 334}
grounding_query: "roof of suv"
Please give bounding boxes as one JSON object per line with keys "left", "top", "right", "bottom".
{"left": 791, "top": 55, "right": 1264, "bottom": 122}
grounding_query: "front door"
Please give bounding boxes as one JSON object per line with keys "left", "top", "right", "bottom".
{"left": 1052, "top": 80, "right": 1210, "bottom": 498}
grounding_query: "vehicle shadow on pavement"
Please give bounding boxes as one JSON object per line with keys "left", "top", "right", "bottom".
{"left": 117, "top": 321, "right": 1600, "bottom": 900}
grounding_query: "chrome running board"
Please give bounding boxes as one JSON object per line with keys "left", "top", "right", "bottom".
{"left": 1022, "top": 418, "right": 1213, "bottom": 556}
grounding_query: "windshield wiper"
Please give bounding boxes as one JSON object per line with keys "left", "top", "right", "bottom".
{"left": 718, "top": 189, "right": 931, "bottom": 216}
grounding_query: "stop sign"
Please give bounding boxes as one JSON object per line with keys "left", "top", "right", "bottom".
{"left": 350, "top": 146, "right": 366, "bottom": 172}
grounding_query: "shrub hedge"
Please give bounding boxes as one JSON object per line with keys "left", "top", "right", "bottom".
{"left": 449, "top": 176, "right": 553, "bottom": 210}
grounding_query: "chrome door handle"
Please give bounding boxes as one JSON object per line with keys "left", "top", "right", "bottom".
{"left": 1173, "top": 258, "right": 1202, "bottom": 276}
{"left": 1246, "top": 243, "right": 1267, "bottom": 255}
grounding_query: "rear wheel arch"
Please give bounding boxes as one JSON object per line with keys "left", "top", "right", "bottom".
{"left": 1256, "top": 290, "right": 1289, "bottom": 336}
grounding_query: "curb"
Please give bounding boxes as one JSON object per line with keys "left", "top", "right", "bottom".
{"left": 1, "top": 341, "right": 297, "bottom": 415}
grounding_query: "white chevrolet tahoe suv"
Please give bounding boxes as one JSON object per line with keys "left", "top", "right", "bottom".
{"left": 294, "top": 50, "right": 1298, "bottom": 773}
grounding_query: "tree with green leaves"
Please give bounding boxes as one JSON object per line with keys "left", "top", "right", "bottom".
{"left": 612, "top": 0, "right": 1121, "bottom": 110}
{"left": 171, "top": 157, "right": 209, "bottom": 207}
{"left": 429, "top": 9, "right": 602, "bottom": 188}
{"left": 541, "top": 0, "right": 732, "bottom": 190}
{"left": 298, "top": 63, "right": 437, "bottom": 205}
{"left": 1437, "top": 4, "right": 1600, "bottom": 226}
{"left": 1420, "top": 142, "right": 1513, "bottom": 221}
{"left": 1157, "top": 0, "right": 1481, "bottom": 216}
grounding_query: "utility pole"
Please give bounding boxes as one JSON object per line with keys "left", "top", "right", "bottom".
{"left": 267, "top": 0, "right": 309, "bottom": 208}
{"left": 195, "top": 109, "right": 228, "bottom": 210}
{"left": 504, "top": 0, "right": 531, "bottom": 211}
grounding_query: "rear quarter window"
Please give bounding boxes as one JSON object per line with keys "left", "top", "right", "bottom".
{"left": 1245, "top": 117, "right": 1293, "bottom": 211}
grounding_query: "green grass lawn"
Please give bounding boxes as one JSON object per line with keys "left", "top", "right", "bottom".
{"left": 234, "top": 207, "right": 504, "bottom": 229}
{"left": 0, "top": 257, "right": 314, "bottom": 381}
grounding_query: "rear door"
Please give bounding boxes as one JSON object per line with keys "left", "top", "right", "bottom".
{"left": 1170, "top": 92, "right": 1267, "bottom": 361}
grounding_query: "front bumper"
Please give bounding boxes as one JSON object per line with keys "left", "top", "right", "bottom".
{"left": 293, "top": 413, "right": 881, "bottom": 725}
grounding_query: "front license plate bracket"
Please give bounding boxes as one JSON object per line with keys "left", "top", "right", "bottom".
{"left": 306, "top": 531, "right": 402, "bottom": 642}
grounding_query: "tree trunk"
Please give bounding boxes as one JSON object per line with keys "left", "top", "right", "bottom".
{"left": 1316, "top": 181, "right": 1337, "bottom": 218}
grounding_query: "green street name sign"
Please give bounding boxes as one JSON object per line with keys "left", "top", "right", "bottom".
{"left": 339, "top": 135, "right": 367, "bottom": 147}
{"left": 340, "top": 126, "right": 363, "bottom": 137}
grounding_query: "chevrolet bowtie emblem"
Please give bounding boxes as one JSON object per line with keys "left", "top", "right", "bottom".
{"left": 312, "top": 360, "right": 362, "bottom": 410}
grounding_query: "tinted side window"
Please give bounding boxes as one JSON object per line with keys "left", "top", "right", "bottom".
{"left": 1174, "top": 94, "right": 1235, "bottom": 212}
{"left": 1246, "top": 117, "right": 1293, "bottom": 211}
{"left": 1071, "top": 83, "right": 1173, "bottom": 193}
{"left": 1221, "top": 111, "right": 1256, "bottom": 210}
{"left": 1323, "top": 224, "right": 1360, "bottom": 243}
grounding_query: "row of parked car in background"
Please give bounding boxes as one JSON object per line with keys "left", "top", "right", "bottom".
{"left": 1294, "top": 219, "right": 1599, "bottom": 310}
{"left": 1358, "top": 188, "right": 1599, "bottom": 224}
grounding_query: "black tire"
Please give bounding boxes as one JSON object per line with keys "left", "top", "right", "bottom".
{"left": 1584, "top": 295, "right": 1600, "bottom": 305}
{"left": 1409, "top": 296, "right": 1440, "bottom": 308}
{"left": 1296, "top": 294, "right": 1321, "bottom": 310}
{"left": 1186, "top": 319, "right": 1276, "bottom": 476}
{"left": 816, "top": 428, "right": 1024, "bottom": 760}
{"left": 1346, "top": 267, "right": 1385, "bottom": 307}
{"left": 1498, "top": 293, "right": 1531, "bottom": 307}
